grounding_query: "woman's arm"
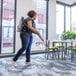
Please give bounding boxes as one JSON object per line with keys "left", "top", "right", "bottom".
{"left": 27, "top": 21, "right": 44, "bottom": 41}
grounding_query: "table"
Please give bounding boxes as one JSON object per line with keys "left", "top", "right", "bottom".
{"left": 52, "top": 40, "right": 72, "bottom": 60}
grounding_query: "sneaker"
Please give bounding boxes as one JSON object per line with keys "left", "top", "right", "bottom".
{"left": 11, "top": 60, "right": 17, "bottom": 67}
{"left": 25, "top": 62, "right": 33, "bottom": 66}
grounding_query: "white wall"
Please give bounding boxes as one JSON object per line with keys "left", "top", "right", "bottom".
{"left": 48, "top": 0, "right": 56, "bottom": 41}
{"left": 16, "top": 0, "right": 32, "bottom": 52}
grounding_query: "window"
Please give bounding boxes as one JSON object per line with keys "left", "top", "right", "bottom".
{"left": 56, "top": 4, "right": 64, "bottom": 35}
{"left": 66, "top": 6, "right": 70, "bottom": 31}
{"left": 1, "top": 0, "right": 16, "bottom": 53}
{"left": 0, "top": 0, "right": 1, "bottom": 26}
{"left": 56, "top": 4, "right": 64, "bottom": 39}
{"left": 32, "top": 0, "right": 46, "bottom": 51}
{"left": 71, "top": 6, "right": 76, "bottom": 32}
{"left": 0, "top": 0, "right": 1, "bottom": 53}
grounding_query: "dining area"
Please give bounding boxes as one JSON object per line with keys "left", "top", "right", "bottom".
{"left": 45, "top": 39, "right": 76, "bottom": 61}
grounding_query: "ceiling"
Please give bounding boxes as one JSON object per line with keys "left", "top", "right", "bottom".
{"left": 57, "top": 0, "right": 76, "bottom": 5}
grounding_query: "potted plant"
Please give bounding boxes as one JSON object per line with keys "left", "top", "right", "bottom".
{"left": 61, "top": 30, "right": 76, "bottom": 40}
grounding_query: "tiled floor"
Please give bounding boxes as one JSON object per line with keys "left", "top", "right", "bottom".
{"left": 0, "top": 54, "right": 76, "bottom": 76}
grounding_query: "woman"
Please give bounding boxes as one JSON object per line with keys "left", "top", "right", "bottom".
{"left": 12, "top": 10, "right": 44, "bottom": 67}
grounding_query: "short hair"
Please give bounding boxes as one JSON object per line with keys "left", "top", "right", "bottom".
{"left": 27, "top": 10, "right": 37, "bottom": 18}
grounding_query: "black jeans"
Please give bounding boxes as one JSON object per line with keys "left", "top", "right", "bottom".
{"left": 13, "top": 32, "right": 33, "bottom": 62}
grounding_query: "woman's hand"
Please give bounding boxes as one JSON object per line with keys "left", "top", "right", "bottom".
{"left": 36, "top": 32, "right": 44, "bottom": 41}
{"left": 39, "top": 36, "right": 44, "bottom": 42}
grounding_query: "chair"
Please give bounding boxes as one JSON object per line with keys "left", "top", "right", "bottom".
{"left": 67, "top": 46, "right": 76, "bottom": 61}
{"left": 45, "top": 46, "right": 58, "bottom": 60}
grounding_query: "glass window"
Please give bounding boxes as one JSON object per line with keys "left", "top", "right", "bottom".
{"left": 71, "top": 6, "right": 76, "bottom": 32}
{"left": 1, "top": 0, "right": 15, "bottom": 53}
{"left": 66, "top": 6, "right": 70, "bottom": 31}
{"left": 56, "top": 4, "right": 64, "bottom": 39}
{"left": 0, "top": 0, "right": 1, "bottom": 53}
{"left": 0, "top": 0, "right": 1, "bottom": 26}
{"left": 32, "top": 0, "right": 46, "bottom": 51}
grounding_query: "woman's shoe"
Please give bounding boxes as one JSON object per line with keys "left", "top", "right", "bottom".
{"left": 11, "top": 60, "right": 17, "bottom": 67}
{"left": 26, "top": 62, "right": 33, "bottom": 66}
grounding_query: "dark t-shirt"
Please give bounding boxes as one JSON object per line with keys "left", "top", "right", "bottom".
{"left": 21, "top": 17, "right": 36, "bottom": 34}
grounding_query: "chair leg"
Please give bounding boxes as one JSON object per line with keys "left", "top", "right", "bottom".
{"left": 71, "top": 50, "right": 74, "bottom": 61}
{"left": 45, "top": 52, "right": 49, "bottom": 60}
{"left": 51, "top": 49, "right": 57, "bottom": 60}
{"left": 55, "top": 48, "right": 59, "bottom": 60}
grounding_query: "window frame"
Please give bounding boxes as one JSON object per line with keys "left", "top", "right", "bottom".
{"left": 0, "top": 0, "right": 16, "bottom": 55}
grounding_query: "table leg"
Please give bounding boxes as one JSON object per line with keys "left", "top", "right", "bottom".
{"left": 62, "top": 43, "right": 64, "bottom": 60}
